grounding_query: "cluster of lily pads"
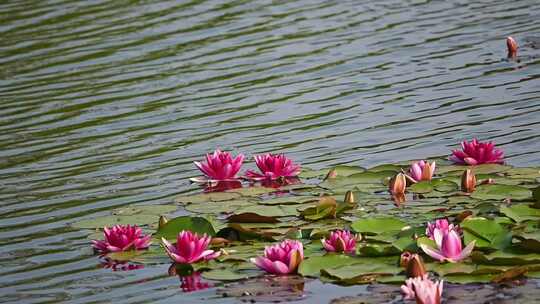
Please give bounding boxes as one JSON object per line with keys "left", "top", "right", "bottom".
{"left": 83, "top": 138, "right": 540, "bottom": 303}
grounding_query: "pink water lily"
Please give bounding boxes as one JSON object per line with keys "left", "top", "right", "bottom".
{"left": 92, "top": 224, "right": 151, "bottom": 253}
{"left": 449, "top": 138, "right": 504, "bottom": 165}
{"left": 193, "top": 149, "right": 244, "bottom": 181}
{"left": 401, "top": 274, "right": 443, "bottom": 304}
{"left": 245, "top": 153, "right": 301, "bottom": 180}
{"left": 420, "top": 228, "right": 475, "bottom": 263}
{"left": 408, "top": 160, "right": 436, "bottom": 182}
{"left": 322, "top": 230, "right": 359, "bottom": 253}
{"left": 251, "top": 240, "right": 304, "bottom": 274}
{"left": 161, "top": 230, "right": 220, "bottom": 264}
{"left": 425, "top": 219, "right": 458, "bottom": 240}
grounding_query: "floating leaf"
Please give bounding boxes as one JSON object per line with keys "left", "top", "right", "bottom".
{"left": 155, "top": 216, "right": 216, "bottom": 240}
{"left": 228, "top": 187, "right": 278, "bottom": 196}
{"left": 470, "top": 164, "right": 512, "bottom": 175}
{"left": 431, "top": 179, "right": 459, "bottom": 192}
{"left": 202, "top": 268, "right": 253, "bottom": 281}
{"left": 471, "top": 184, "right": 532, "bottom": 201}
{"left": 298, "top": 254, "right": 358, "bottom": 277}
{"left": 461, "top": 217, "right": 512, "bottom": 250}
{"left": 174, "top": 192, "right": 242, "bottom": 205}
{"left": 328, "top": 165, "right": 366, "bottom": 177}
{"left": 351, "top": 217, "right": 407, "bottom": 235}
{"left": 409, "top": 181, "right": 434, "bottom": 194}
{"left": 72, "top": 214, "right": 158, "bottom": 229}
{"left": 227, "top": 212, "right": 279, "bottom": 223}
{"left": 301, "top": 197, "right": 337, "bottom": 220}
{"left": 500, "top": 204, "right": 540, "bottom": 223}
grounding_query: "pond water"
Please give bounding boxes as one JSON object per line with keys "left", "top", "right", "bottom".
{"left": 1, "top": 0, "right": 540, "bottom": 303}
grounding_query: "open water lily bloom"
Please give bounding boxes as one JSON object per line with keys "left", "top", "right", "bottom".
{"left": 401, "top": 274, "right": 443, "bottom": 304}
{"left": 420, "top": 228, "right": 475, "bottom": 263}
{"left": 92, "top": 224, "right": 151, "bottom": 253}
{"left": 449, "top": 138, "right": 504, "bottom": 165}
{"left": 425, "top": 219, "right": 458, "bottom": 240}
{"left": 193, "top": 149, "right": 244, "bottom": 182}
{"left": 161, "top": 230, "right": 220, "bottom": 264}
{"left": 322, "top": 230, "right": 359, "bottom": 253}
{"left": 245, "top": 153, "right": 301, "bottom": 180}
{"left": 251, "top": 240, "right": 304, "bottom": 274}
{"left": 408, "top": 160, "right": 436, "bottom": 182}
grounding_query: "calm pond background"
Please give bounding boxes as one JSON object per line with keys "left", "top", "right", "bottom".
{"left": 1, "top": 0, "right": 540, "bottom": 303}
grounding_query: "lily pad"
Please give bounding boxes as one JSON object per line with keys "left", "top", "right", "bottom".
{"left": 298, "top": 254, "right": 358, "bottom": 277}
{"left": 461, "top": 217, "right": 512, "bottom": 250}
{"left": 471, "top": 184, "right": 532, "bottom": 201}
{"left": 351, "top": 217, "right": 407, "bottom": 235}
{"left": 500, "top": 203, "right": 540, "bottom": 223}
{"left": 155, "top": 216, "right": 216, "bottom": 240}
{"left": 409, "top": 181, "right": 434, "bottom": 194}
{"left": 72, "top": 214, "right": 158, "bottom": 229}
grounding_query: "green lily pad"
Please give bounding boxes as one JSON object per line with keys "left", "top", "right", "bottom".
{"left": 321, "top": 257, "right": 399, "bottom": 283}
{"left": 368, "top": 164, "right": 403, "bottom": 172}
{"left": 72, "top": 214, "right": 158, "bottom": 229}
{"left": 259, "top": 195, "right": 318, "bottom": 205}
{"left": 500, "top": 203, "right": 540, "bottom": 223}
{"left": 155, "top": 216, "right": 216, "bottom": 240}
{"left": 351, "top": 217, "right": 407, "bottom": 235}
{"left": 298, "top": 254, "right": 359, "bottom": 277}
{"left": 112, "top": 205, "right": 177, "bottom": 216}
{"left": 431, "top": 179, "right": 459, "bottom": 192}
{"left": 228, "top": 187, "right": 278, "bottom": 196}
{"left": 202, "top": 268, "right": 254, "bottom": 281}
{"left": 184, "top": 199, "right": 256, "bottom": 214}
{"left": 471, "top": 184, "right": 532, "bottom": 201}
{"left": 461, "top": 217, "right": 512, "bottom": 250}
{"left": 409, "top": 181, "right": 434, "bottom": 194}
{"left": 470, "top": 164, "right": 512, "bottom": 175}
{"left": 175, "top": 192, "right": 243, "bottom": 205}
{"left": 328, "top": 165, "right": 366, "bottom": 177}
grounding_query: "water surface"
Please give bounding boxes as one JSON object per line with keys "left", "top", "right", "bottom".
{"left": 1, "top": 0, "right": 540, "bottom": 303}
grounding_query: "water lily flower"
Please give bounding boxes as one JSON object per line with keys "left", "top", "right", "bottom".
{"left": 322, "top": 230, "right": 359, "bottom": 253}
{"left": 408, "top": 160, "right": 436, "bottom": 182}
{"left": 449, "top": 138, "right": 504, "bottom": 165}
{"left": 389, "top": 173, "right": 407, "bottom": 195}
{"left": 401, "top": 274, "right": 443, "bottom": 304}
{"left": 425, "top": 219, "right": 457, "bottom": 240}
{"left": 507, "top": 36, "right": 518, "bottom": 58}
{"left": 92, "top": 224, "right": 151, "bottom": 253}
{"left": 161, "top": 230, "right": 220, "bottom": 264}
{"left": 245, "top": 153, "right": 301, "bottom": 180}
{"left": 251, "top": 239, "right": 304, "bottom": 274}
{"left": 420, "top": 229, "right": 475, "bottom": 263}
{"left": 400, "top": 252, "right": 427, "bottom": 278}
{"left": 193, "top": 149, "right": 244, "bottom": 182}
{"left": 461, "top": 169, "right": 476, "bottom": 193}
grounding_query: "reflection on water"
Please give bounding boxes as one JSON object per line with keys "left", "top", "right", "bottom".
{"left": 1, "top": 0, "right": 540, "bottom": 302}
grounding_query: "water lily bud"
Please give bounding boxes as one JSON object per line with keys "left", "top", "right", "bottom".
{"left": 324, "top": 168, "right": 338, "bottom": 180}
{"left": 158, "top": 215, "right": 169, "bottom": 229}
{"left": 344, "top": 190, "right": 356, "bottom": 204}
{"left": 400, "top": 251, "right": 413, "bottom": 267}
{"left": 390, "top": 173, "right": 407, "bottom": 195}
{"left": 507, "top": 36, "right": 518, "bottom": 58}
{"left": 406, "top": 254, "right": 427, "bottom": 278}
{"left": 461, "top": 169, "right": 476, "bottom": 193}
{"left": 392, "top": 193, "right": 406, "bottom": 204}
